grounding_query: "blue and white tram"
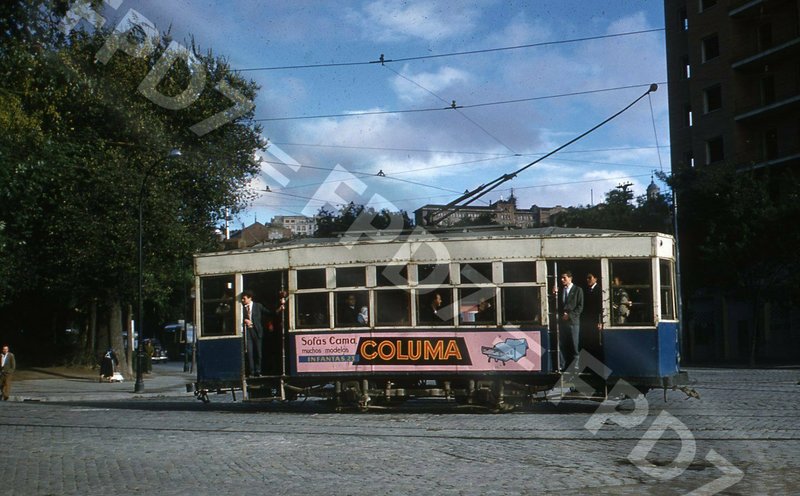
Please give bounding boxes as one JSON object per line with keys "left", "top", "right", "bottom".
{"left": 191, "top": 227, "right": 685, "bottom": 408}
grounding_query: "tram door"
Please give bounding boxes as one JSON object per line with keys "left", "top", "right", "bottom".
{"left": 547, "top": 259, "right": 603, "bottom": 363}
{"left": 242, "top": 270, "right": 288, "bottom": 376}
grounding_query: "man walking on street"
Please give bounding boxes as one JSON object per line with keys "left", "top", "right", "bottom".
{"left": 1, "top": 345, "right": 16, "bottom": 400}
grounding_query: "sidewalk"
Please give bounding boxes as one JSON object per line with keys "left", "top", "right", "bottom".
{"left": 8, "top": 361, "right": 196, "bottom": 402}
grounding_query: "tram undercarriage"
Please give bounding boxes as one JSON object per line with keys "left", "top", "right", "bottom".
{"left": 192, "top": 370, "right": 692, "bottom": 412}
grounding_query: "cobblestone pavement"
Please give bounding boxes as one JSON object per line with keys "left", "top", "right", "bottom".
{"left": 1, "top": 367, "right": 798, "bottom": 495}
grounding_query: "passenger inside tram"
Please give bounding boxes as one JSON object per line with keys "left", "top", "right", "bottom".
{"left": 419, "top": 291, "right": 452, "bottom": 325}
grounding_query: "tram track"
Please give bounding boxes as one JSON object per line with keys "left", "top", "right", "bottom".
{"left": 3, "top": 406, "right": 800, "bottom": 443}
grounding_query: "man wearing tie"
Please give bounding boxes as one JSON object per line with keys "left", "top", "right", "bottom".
{"left": 241, "top": 290, "right": 269, "bottom": 377}
{"left": 556, "top": 271, "right": 584, "bottom": 371}
{"left": 582, "top": 272, "right": 603, "bottom": 360}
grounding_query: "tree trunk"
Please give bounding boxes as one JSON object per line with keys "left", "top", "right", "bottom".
{"left": 89, "top": 298, "right": 97, "bottom": 356}
{"left": 749, "top": 295, "right": 760, "bottom": 367}
{"left": 106, "top": 295, "right": 130, "bottom": 378}
{"left": 125, "top": 303, "right": 134, "bottom": 378}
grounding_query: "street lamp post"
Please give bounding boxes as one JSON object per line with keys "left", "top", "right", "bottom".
{"left": 134, "top": 148, "right": 182, "bottom": 393}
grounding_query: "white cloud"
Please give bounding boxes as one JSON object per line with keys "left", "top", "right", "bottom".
{"left": 348, "top": 0, "right": 482, "bottom": 42}
{"left": 390, "top": 65, "right": 472, "bottom": 103}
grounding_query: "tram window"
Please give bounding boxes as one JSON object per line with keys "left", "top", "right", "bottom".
{"left": 460, "top": 263, "right": 493, "bottom": 284}
{"left": 610, "top": 260, "right": 653, "bottom": 325}
{"left": 417, "top": 264, "right": 450, "bottom": 285}
{"left": 335, "top": 291, "right": 369, "bottom": 327}
{"left": 502, "top": 287, "right": 541, "bottom": 324}
{"left": 200, "top": 276, "right": 236, "bottom": 337}
{"left": 376, "top": 265, "right": 408, "bottom": 287}
{"left": 503, "top": 261, "right": 536, "bottom": 283}
{"left": 375, "top": 289, "right": 410, "bottom": 326}
{"left": 297, "top": 269, "right": 326, "bottom": 289}
{"left": 660, "top": 260, "right": 676, "bottom": 320}
{"left": 417, "top": 289, "right": 453, "bottom": 325}
{"left": 458, "top": 288, "right": 496, "bottom": 325}
{"left": 295, "top": 293, "right": 329, "bottom": 328}
{"left": 336, "top": 267, "right": 365, "bottom": 288}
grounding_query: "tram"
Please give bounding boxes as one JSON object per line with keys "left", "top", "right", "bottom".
{"left": 191, "top": 227, "right": 686, "bottom": 409}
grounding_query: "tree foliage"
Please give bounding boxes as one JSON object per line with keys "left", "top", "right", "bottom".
{"left": 550, "top": 182, "right": 673, "bottom": 234}
{"left": 669, "top": 164, "right": 800, "bottom": 298}
{"left": 0, "top": 1, "right": 264, "bottom": 366}
{"left": 668, "top": 164, "right": 800, "bottom": 363}
{"left": 314, "top": 203, "right": 414, "bottom": 238}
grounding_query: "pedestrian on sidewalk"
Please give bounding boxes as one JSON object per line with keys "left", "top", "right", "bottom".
{"left": 99, "top": 348, "right": 118, "bottom": 382}
{"left": 1, "top": 344, "right": 16, "bottom": 400}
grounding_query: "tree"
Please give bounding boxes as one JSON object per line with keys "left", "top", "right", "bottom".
{"left": 452, "top": 212, "right": 498, "bottom": 228}
{"left": 669, "top": 164, "right": 800, "bottom": 364}
{"left": 550, "top": 182, "right": 673, "bottom": 234}
{"left": 314, "top": 203, "right": 414, "bottom": 238}
{"left": 0, "top": 2, "right": 264, "bottom": 368}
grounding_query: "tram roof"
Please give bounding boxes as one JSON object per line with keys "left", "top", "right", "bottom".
{"left": 202, "top": 226, "right": 671, "bottom": 257}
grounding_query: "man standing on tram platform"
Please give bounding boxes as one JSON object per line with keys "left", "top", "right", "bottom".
{"left": 241, "top": 290, "right": 284, "bottom": 377}
{"left": 581, "top": 272, "right": 603, "bottom": 360}
{"left": 556, "top": 271, "right": 583, "bottom": 371}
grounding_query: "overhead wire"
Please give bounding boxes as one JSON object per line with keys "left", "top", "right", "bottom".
{"left": 255, "top": 172, "right": 656, "bottom": 212}
{"left": 259, "top": 159, "right": 474, "bottom": 197}
{"left": 270, "top": 141, "right": 669, "bottom": 157}
{"left": 382, "top": 65, "right": 519, "bottom": 155}
{"left": 430, "top": 84, "right": 660, "bottom": 225}
{"left": 237, "top": 28, "right": 665, "bottom": 72}
{"left": 253, "top": 82, "right": 667, "bottom": 122}
{"left": 240, "top": 27, "right": 668, "bottom": 217}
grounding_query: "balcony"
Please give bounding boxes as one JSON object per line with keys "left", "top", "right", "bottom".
{"left": 735, "top": 92, "right": 800, "bottom": 121}
{"left": 729, "top": 0, "right": 766, "bottom": 18}
{"left": 736, "top": 151, "right": 800, "bottom": 172}
{"left": 729, "top": 0, "right": 792, "bottom": 18}
{"left": 731, "top": 36, "right": 800, "bottom": 72}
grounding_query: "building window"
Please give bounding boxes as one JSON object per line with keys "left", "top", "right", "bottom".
{"left": 679, "top": 8, "right": 688, "bottom": 31}
{"left": 703, "top": 85, "right": 722, "bottom": 113}
{"left": 684, "top": 151, "right": 695, "bottom": 168}
{"left": 761, "top": 75, "right": 776, "bottom": 104}
{"left": 758, "top": 23, "right": 773, "bottom": 51}
{"left": 701, "top": 34, "right": 719, "bottom": 62}
{"left": 682, "top": 55, "right": 691, "bottom": 78}
{"left": 706, "top": 136, "right": 724, "bottom": 164}
{"left": 684, "top": 104, "right": 693, "bottom": 127}
{"left": 699, "top": 0, "right": 717, "bottom": 12}
{"left": 762, "top": 129, "right": 778, "bottom": 160}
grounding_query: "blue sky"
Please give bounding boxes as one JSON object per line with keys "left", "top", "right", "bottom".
{"left": 105, "top": 1, "right": 670, "bottom": 227}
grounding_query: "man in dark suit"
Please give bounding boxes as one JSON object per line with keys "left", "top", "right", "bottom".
{"left": 581, "top": 272, "right": 603, "bottom": 360}
{"left": 241, "top": 290, "right": 281, "bottom": 377}
{"left": 556, "top": 271, "right": 583, "bottom": 371}
{"left": 419, "top": 292, "right": 451, "bottom": 325}
{"left": 1, "top": 344, "right": 16, "bottom": 400}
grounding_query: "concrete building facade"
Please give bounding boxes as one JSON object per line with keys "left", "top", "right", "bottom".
{"left": 664, "top": 0, "right": 800, "bottom": 364}
{"left": 665, "top": 0, "right": 800, "bottom": 175}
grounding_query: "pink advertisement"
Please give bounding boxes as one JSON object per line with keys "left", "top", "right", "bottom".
{"left": 294, "top": 329, "right": 543, "bottom": 374}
